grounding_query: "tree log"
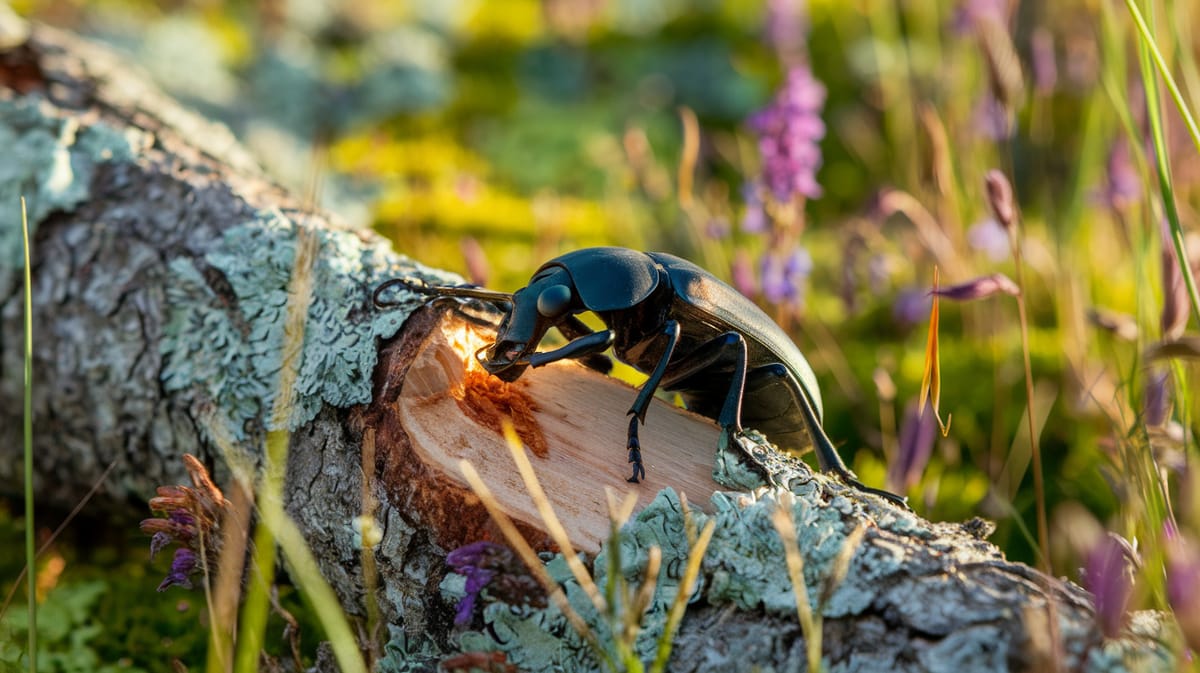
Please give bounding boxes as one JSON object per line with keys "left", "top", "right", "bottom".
{"left": 0, "top": 21, "right": 1179, "bottom": 672}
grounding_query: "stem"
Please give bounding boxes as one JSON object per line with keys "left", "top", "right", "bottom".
{"left": 1133, "top": 0, "right": 1200, "bottom": 333}
{"left": 1014, "top": 289, "right": 1049, "bottom": 574}
{"left": 21, "top": 197, "right": 37, "bottom": 673}
{"left": 1124, "top": 0, "right": 1200, "bottom": 158}
{"left": 1012, "top": 254, "right": 1063, "bottom": 669}
{"left": 234, "top": 455, "right": 280, "bottom": 673}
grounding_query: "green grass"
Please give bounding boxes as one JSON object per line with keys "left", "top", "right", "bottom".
{"left": 21, "top": 197, "right": 35, "bottom": 671}
{"left": 9, "top": 0, "right": 1200, "bottom": 666}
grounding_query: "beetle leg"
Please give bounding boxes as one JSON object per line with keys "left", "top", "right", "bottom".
{"left": 526, "top": 330, "right": 615, "bottom": 368}
{"left": 657, "top": 332, "right": 769, "bottom": 475}
{"left": 555, "top": 316, "right": 613, "bottom": 374}
{"left": 556, "top": 314, "right": 594, "bottom": 339}
{"left": 659, "top": 332, "right": 748, "bottom": 430}
{"left": 624, "top": 320, "right": 681, "bottom": 482}
{"left": 748, "top": 364, "right": 908, "bottom": 508}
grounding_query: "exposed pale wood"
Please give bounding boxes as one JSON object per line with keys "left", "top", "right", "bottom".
{"left": 398, "top": 312, "right": 722, "bottom": 553}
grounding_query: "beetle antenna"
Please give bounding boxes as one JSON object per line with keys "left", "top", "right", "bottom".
{"left": 373, "top": 277, "right": 513, "bottom": 308}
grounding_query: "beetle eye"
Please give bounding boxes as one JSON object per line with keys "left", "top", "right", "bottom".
{"left": 536, "top": 284, "right": 573, "bottom": 317}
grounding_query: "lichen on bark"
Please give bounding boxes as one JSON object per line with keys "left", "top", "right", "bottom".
{"left": 159, "top": 211, "right": 460, "bottom": 440}
{"left": 411, "top": 437, "right": 1179, "bottom": 673}
{"left": 0, "top": 95, "right": 148, "bottom": 296}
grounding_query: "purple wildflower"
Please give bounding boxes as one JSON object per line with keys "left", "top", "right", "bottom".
{"left": 140, "top": 455, "right": 227, "bottom": 593}
{"left": 446, "top": 541, "right": 503, "bottom": 625}
{"left": 984, "top": 170, "right": 1018, "bottom": 234}
{"left": 1144, "top": 367, "right": 1170, "bottom": 427}
{"left": 149, "top": 532, "right": 172, "bottom": 560}
{"left": 731, "top": 249, "right": 757, "bottom": 298}
{"left": 748, "top": 66, "right": 826, "bottom": 203}
{"left": 446, "top": 540, "right": 503, "bottom": 574}
{"left": 952, "top": 0, "right": 1009, "bottom": 35}
{"left": 1083, "top": 533, "right": 1137, "bottom": 639}
{"left": 930, "top": 273, "right": 1020, "bottom": 301}
{"left": 741, "top": 183, "right": 768, "bottom": 234}
{"left": 972, "top": 95, "right": 1012, "bottom": 141}
{"left": 765, "top": 0, "right": 808, "bottom": 59}
{"left": 887, "top": 400, "right": 938, "bottom": 493}
{"left": 158, "top": 548, "right": 199, "bottom": 592}
{"left": 966, "top": 218, "right": 1010, "bottom": 262}
{"left": 1102, "top": 139, "right": 1141, "bottom": 213}
{"left": 892, "top": 287, "right": 932, "bottom": 327}
{"left": 1168, "top": 548, "right": 1200, "bottom": 609}
{"left": 760, "top": 247, "right": 813, "bottom": 307}
{"left": 169, "top": 509, "right": 196, "bottom": 526}
{"left": 1167, "top": 534, "right": 1200, "bottom": 651}
{"left": 446, "top": 541, "right": 543, "bottom": 626}
{"left": 455, "top": 567, "right": 495, "bottom": 626}
{"left": 705, "top": 216, "right": 731, "bottom": 240}
{"left": 1031, "top": 28, "right": 1058, "bottom": 95}
{"left": 867, "top": 253, "right": 890, "bottom": 295}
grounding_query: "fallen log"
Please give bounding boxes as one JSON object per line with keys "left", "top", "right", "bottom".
{"left": 0, "top": 20, "right": 1178, "bottom": 672}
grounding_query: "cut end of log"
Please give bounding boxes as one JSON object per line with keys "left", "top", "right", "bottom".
{"left": 387, "top": 310, "right": 722, "bottom": 554}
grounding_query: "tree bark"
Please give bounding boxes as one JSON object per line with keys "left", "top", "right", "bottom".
{"left": 0, "top": 22, "right": 1178, "bottom": 672}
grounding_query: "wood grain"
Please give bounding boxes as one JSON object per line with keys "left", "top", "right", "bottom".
{"left": 397, "top": 312, "right": 722, "bottom": 553}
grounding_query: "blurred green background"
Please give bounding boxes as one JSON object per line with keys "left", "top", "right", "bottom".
{"left": 5, "top": 0, "right": 1200, "bottom": 668}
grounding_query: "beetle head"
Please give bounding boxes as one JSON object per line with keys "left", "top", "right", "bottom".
{"left": 478, "top": 266, "right": 577, "bottom": 381}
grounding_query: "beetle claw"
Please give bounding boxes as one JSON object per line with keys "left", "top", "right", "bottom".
{"left": 626, "top": 436, "right": 645, "bottom": 483}
{"left": 839, "top": 473, "right": 910, "bottom": 509}
{"left": 626, "top": 448, "right": 645, "bottom": 483}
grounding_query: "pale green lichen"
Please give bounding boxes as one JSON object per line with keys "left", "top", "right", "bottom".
{"left": 412, "top": 466, "right": 1176, "bottom": 673}
{"left": 456, "top": 554, "right": 604, "bottom": 672}
{"left": 160, "top": 211, "right": 461, "bottom": 440}
{"left": 422, "top": 490, "right": 702, "bottom": 672}
{"left": 0, "top": 95, "right": 148, "bottom": 296}
{"left": 375, "top": 625, "right": 443, "bottom": 673}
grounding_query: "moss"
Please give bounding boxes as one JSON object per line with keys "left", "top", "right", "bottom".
{"left": 160, "top": 210, "right": 462, "bottom": 440}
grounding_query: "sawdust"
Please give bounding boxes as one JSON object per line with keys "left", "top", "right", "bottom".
{"left": 454, "top": 369, "right": 549, "bottom": 458}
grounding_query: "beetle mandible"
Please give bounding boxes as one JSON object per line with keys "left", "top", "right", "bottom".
{"left": 375, "top": 247, "right": 906, "bottom": 506}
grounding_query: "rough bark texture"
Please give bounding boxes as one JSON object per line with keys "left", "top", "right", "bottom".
{"left": 0, "top": 22, "right": 1180, "bottom": 673}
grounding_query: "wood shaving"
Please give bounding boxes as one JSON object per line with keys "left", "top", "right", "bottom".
{"left": 454, "top": 369, "right": 549, "bottom": 458}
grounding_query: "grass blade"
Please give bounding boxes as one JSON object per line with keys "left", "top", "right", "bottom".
{"left": 1124, "top": 0, "right": 1200, "bottom": 158}
{"left": 21, "top": 196, "right": 37, "bottom": 672}
{"left": 770, "top": 495, "right": 820, "bottom": 673}
{"left": 1130, "top": 0, "right": 1200, "bottom": 334}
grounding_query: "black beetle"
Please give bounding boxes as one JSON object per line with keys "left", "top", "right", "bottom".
{"left": 375, "top": 247, "right": 905, "bottom": 506}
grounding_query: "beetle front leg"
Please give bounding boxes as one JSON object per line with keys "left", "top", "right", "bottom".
{"left": 624, "top": 320, "right": 681, "bottom": 483}
{"left": 526, "top": 330, "right": 614, "bottom": 368}
{"left": 554, "top": 316, "right": 613, "bottom": 374}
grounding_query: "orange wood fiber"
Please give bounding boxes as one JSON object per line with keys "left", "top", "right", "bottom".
{"left": 453, "top": 369, "right": 549, "bottom": 458}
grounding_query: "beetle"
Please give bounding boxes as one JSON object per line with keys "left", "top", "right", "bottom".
{"left": 375, "top": 247, "right": 905, "bottom": 506}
